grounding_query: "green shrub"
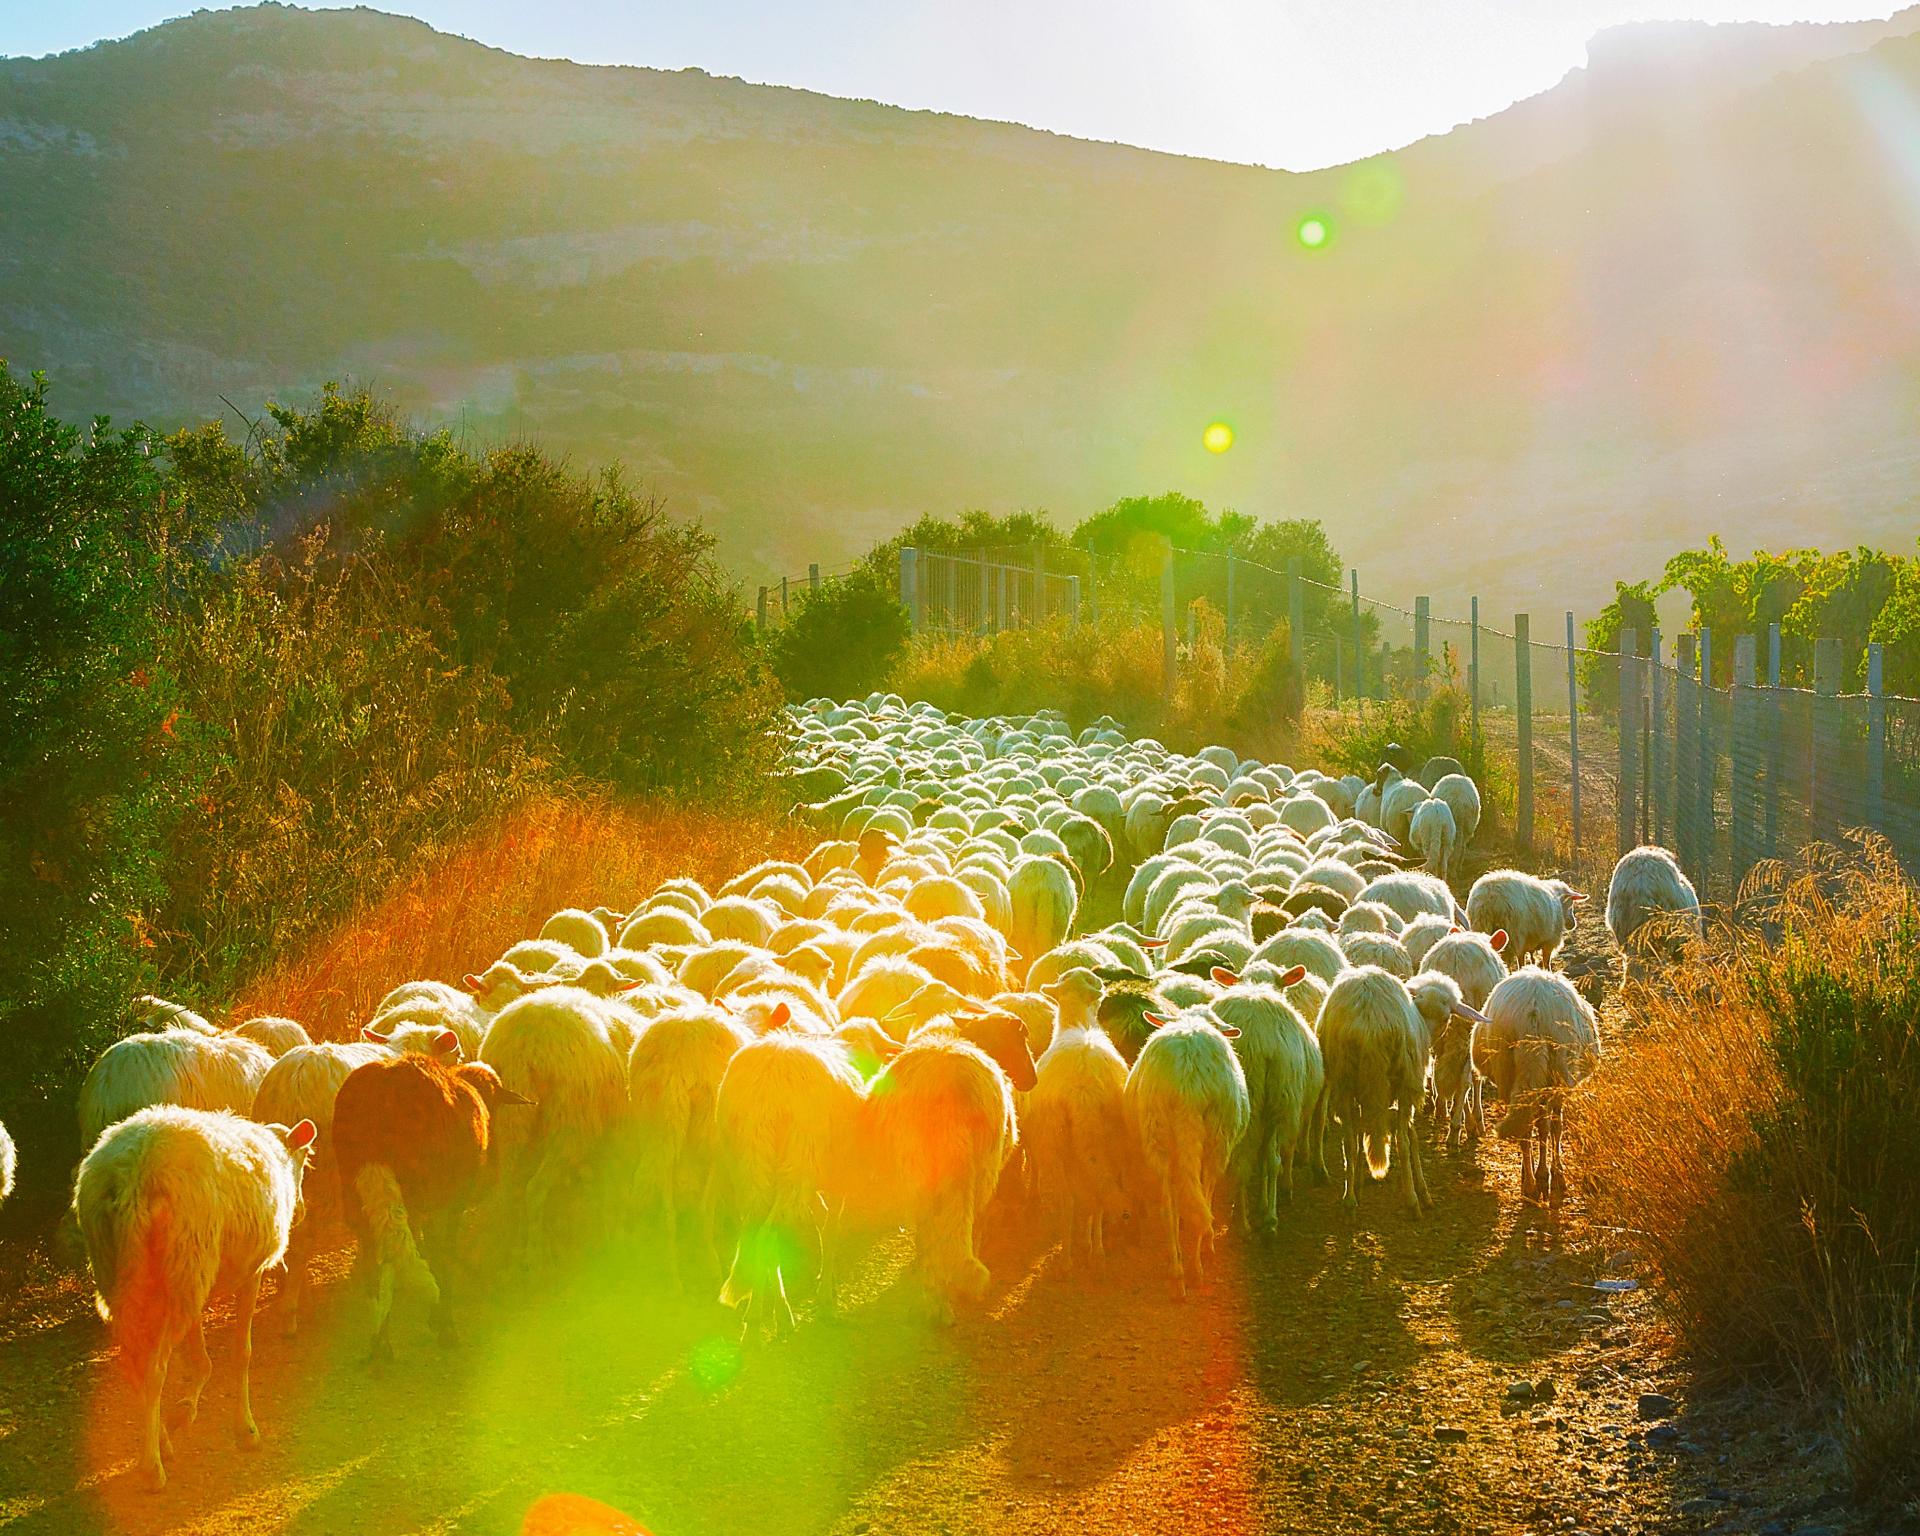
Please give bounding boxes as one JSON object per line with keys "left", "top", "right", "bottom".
{"left": 768, "top": 569, "right": 910, "bottom": 703}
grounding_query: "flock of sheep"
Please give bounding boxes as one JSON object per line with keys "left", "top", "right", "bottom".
{"left": 7, "top": 697, "right": 1705, "bottom": 1492}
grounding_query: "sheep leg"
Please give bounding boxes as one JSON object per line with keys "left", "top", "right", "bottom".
{"left": 233, "top": 1271, "right": 263, "bottom": 1449}
{"left": 366, "top": 1257, "right": 397, "bottom": 1371}
{"left": 137, "top": 1327, "right": 177, "bottom": 1492}
{"left": 1408, "top": 1111, "right": 1435, "bottom": 1211}
{"left": 1181, "top": 1150, "right": 1211, "bottom": 1290}
{"left": 1397, "top": 1119, "right": 1421, "bottom": 1216}
{"left": 1158, "top": 1166, "right": 1185, "bottom": 1300}
{"left": 1341, "top": 1118, "right": 1363, "bottom": 1212}
{"left": 279, "top": 1222, "right": 311, "bottom": 1337}
{"left": 1307, "top": 1089, "right": 1330, "bottom": 1184}
{"left": 171, "top": 1315, "right": 213, "bottom": 1430}
{"left": 424, "top": 1217, "right": 458, "bottom": 1345}
{"left": 1261, "top": 1128, "right": 1282, "bottom": 1232}
{"left": 1546, "top": 1108, "right": 1567, "bottom": 1207}
{"left": 659, "top": 1154, "right": 684, "bottom": 1294}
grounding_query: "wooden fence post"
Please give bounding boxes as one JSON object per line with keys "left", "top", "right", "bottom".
{"left": 1333, "top": 633, "right": 1344, "bottom": 703}
{"left": 809, "top": 562, "right": 820, "bottom": 594}
{"left": 1515, "top": 614, "right": 1534, "bottom": 850}
{"left": 1067, "top": 575, "right": 1082, "bottom": 627}
{"left": 1414, "top": 595, "right": 1430, "bottom": 699}
{"left": 1565, "top": 610, "right": 1581, "bottom": 854}
{"left": 1867, "top": 642, "right": 1887, "bottom": 837}
{"left": 900, "top": 548, "right": 919, "bottom": 633}
{"left": 1618, "top": 628, "right": 1641, "bottom": 856}
{"left": 1161, "top": 536, "right": 1177, "bottom": 704}
{"left": 1674, "top": 633, "right": 1695, "bottom": 870}
{"left": 1813, "top": 637, "right": 1843, "bottom": 841}
{"left": 1650, "top": 628, "right": 1666, "bottom": 845}
{"left": 1696, "top": 628, "right": 1716, "bottom": 886}
{"left": 1469, "top": 595, "right": 1481, "bottom": 751}
{"left": 1226, "top": 554, "right": 1237, "bottom": 650}
{"left": 1033, "top": 545, "right": 1047, "bottom": 626}
{"left": 1289, "top": 558, "right": 1306, "bottom": 694}
{"left": 1732, "top": 634, "right": 1757, "bottom": 890}
{"left": 780, "top": 574, "right": 789, "bottom": 620}
{"left": 1765, "top": 623, "right": 1782, "bottom": 861}
{"left": 756, "top": 585, "right": 768, "bottom": 632}
{"left": 1351, "top": 570, "right": 1364, "bottom": 703}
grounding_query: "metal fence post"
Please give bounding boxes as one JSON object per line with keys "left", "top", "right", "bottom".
{"left": 1618, "top": 627, "right": 1641, "bottom": 856}
{"left": 978, "top": 550, "right": 990, "bottom": 633}
{"left": 1765, "top": 623, "right": 1782, "bottom": 860}
{"left": 1067, "top": 575, "right": 1082, "bottom": 627}
{"left": 1515, "top": 614, "right": 1534, "bottom": 850}
{"left": 1351, "top": 570, "right": 1364, "bottom": 704}
{"left": 1696, "top": 629, "right": 1716, "bottom": 884}
{"left": 1732, "top": 634, "right": 1757, "bottom": 890}
{"left": 780, "top": 574, "right": 789, "bottom": 620}
{"left": 809, "top": 562, "right": 820, "bottom": 594}
{"left": 900, "top": 547, "right": 919, "bottom": 633}
{"left": 1674, "top": 633, "right": 1695, "bottom": 870}
{"left": 1033, "top": 545, "right": 1047, "bottom": 626}
{"left": 1333, "top": 633, "right": 1344, "bottom": 703}
{"left": 1161, "top": 536, "right": 1177, "bottom": 704}
{"left": 1867, "top": 642, "right": 1887, "bottom": 837}
{"left": 1470, "top": 595, "right": 1481, "bottom": 749}
{"left": 1088, "top": 556, "right": 1099, "bottom": 628}
{"left": 756, "top": 585, "right": 768, "bottom": 633}
{"left": 1414, "top": 595, "right": 1430, "bottom": 698}
{"left": 1565, "top": 610, "right": 1581, "bottom": 854}
{"left": 1288, "top": 558, "right": 1306, "bottom": 694}
{"left": 1650, "top": 628, "right": 1666, "bottom": 845}
{"left": 1226, "top": 554, "right": 1237, "bottom": 650}
{"left": 1813, "top": 637, "right": 1843, "bottom": 841}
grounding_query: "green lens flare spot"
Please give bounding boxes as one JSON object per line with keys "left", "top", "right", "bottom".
{"left": 1296, "top": 214, "right": 1332, "bottom": 250}
{"left": 1203, "top": 422, "right": 1234, "bottom": 454}
{"left": 690, "top": 1334, "right": 743, "bottom": 1392}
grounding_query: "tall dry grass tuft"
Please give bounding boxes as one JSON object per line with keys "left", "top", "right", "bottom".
{"left": 1575, "top": 836, "right": 1920, "bottom": 1510}
{"left": 230, "top": 794, "right": 812, "bottom": 1039}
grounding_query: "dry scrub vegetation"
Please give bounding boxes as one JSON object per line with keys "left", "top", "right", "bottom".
{"left": 1576, "top": 837, "right": 1920, "bottom": 1515}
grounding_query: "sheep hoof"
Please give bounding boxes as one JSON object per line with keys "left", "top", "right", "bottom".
{"left": 236, "top": 1420, "right": 260, "bottom": 1451}
{"left": 142, "top": 1458, "right": 167, "bottom": 1494}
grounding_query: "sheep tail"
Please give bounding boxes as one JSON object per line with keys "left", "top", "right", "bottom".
{"left": 354, "top": 1165, "right": 440, "bottom": 1306}
{"left": 1363, "top": 1107, "right": 1394, "bottom": 1179}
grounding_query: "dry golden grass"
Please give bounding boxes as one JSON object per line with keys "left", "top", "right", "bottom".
{"left": 1574, "top": 836, "right": 1920, "bottom": 1509}
{"left": 229, "top": 793, "right": 812, "bottom": 1039}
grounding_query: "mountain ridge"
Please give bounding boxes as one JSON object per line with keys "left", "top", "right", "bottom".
{"left": 4, "top": 3, "right": 1918, "bottom": 617}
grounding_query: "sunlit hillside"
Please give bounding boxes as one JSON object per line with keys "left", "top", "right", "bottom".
{"left": 4, "top": 3, "right": 1920, "bottom": 612}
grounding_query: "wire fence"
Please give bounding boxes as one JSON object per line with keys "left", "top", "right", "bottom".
{"left": 802, "top": 538, "right": 1920, "bottom": 898}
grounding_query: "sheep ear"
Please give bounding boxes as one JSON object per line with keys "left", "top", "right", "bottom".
{"left": 1142, "top": 1011, "right": 1168, "bottom": 1029}
{"left": 1569, "top": 890, "right": 1589, "bottom": 902}
{"left": 461, "top": 973, "right": 485, "bottom": 993}
{"left": 1139, "top": 938, "right": 1168, "bottom": 950}
{"left": 285, "top": 1119, "right": 318, "bottom": 1151}
{"left": 768, "top": 1001, "right": 793, "bottom": 1029}
{"left": 1452, "top": 1002, "right": 1491, "bottom": 1025}
{"left": 362, "top": 1025, "right": 390, "bottom": 1044}
{"left": 1450, "top": 924, "right": 1462, "bottom": 933}
{"left": 434, "top": 1028, "right": 460, "bottom": 1055}
{"left": 620, "top": 978, "right": 650, "bottom": 992}
{"left": 1216, "top": 1023, "right": 1242, "bottom": 1039}
{"left": 1210, "top": 967, "right": 1240, "bottom": 987}
{"left": 495, "top": 1085, "right": 534, "bottom": 1107}
{"left": 1280, "top": 964, "right": 1308, "bottom": 988}
{"left": 1489, "top": 929, "right": 1508, "bottom": 952}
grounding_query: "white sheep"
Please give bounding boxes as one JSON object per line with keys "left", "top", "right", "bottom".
{"left": 1210, "top": 966, "right": 1325, "bottom": 1230}
{"left": 79, "top": 1028, "right": 275, "bottom": 1152}
{"left": 227, "top": 1017, "right": 312, "bottom": 1057}
{"left": 1466, "top": 870, "right": 1586, "bottom": 969}
{"left": 251, "top": 1040, "right": 390, "bottom": 1333}
{"left": 1380, "top": 777, "right": 1429, "bottom": 845}
{"left": 1605, "top": 845, "right": 1701, "bottom": 969}
{"left": 1008, "top": 855, "right": 1078, "bottom": 982}
{"left": 1475, "top": 967, "right": 1602, "bottom": 1206}
{"left": 539, "top": 908, "right": 612, "bottom": 959}
{"left": 1316, "top": 966, "right": 1432, "bottom": 1216}
{"left": 0, "top": 1117, "right": 14, "bottom": 1208}
{"left": 627, "top": 1004, "right": 756, "bottom": 1289}
{"left": 478, "top": 988, "right": 630, "bottom": 1265}
{"left": 1340, "top": 930, "right": 1414, "bottom": 978}
{"left": 74, "top": 1105, "right": 317, "bottom": 1490}
{"left": 1405, "top": 970, "right": 1491, "bottom": 1151}
{"left": 1024, "top": 1025, "right": 1130, "bottom": 1267}
{"left": 1400, "top": 913, "right": 1457, "bottom": 968}
{"left": 716, "top": 1032, "right": 868, "bottom": 1339}
{"left": 1357, "top": 871, "right": 1458, "bottom": 925}
{"left": 1124, "top": 1010, "right": 1250, "bottom": 1299}
{"left": 1430, "top": 773, "right": 1481, "bottom": 866}
{"left": 1407, "top": 797, "right": 1457, "bottom": 882}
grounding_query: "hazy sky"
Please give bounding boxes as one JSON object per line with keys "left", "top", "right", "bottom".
{"left": 0, "top": 1, "right": 1906, "bottom": 167}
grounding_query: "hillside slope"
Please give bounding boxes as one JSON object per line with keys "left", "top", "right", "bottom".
{"left": 4, "top": 3, "right": 1919, "bottom": 612}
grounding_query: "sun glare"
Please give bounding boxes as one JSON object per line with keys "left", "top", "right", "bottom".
{"left": 1203, "top": 421, "right": 1234, "bottom": 454}
{"left": 1295, "top": 214, "right": 1331, "bottom": 250}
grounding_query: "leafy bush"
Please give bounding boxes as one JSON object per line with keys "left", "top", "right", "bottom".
{"left": 0, "top": 369, "right": 778, "bottom": 1224}
{"left": 768, "top": 569, "right": 910, "bottom": 702}
{"left": 1576, "top": 839, "right": 1920, "bottom": 1511}
{"left": 886, "top": 610, "right": 1304, "bottom": 756}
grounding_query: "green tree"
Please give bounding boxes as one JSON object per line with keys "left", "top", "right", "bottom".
{"left": 769, "top": 568, "right": 911, "bottom": 702}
